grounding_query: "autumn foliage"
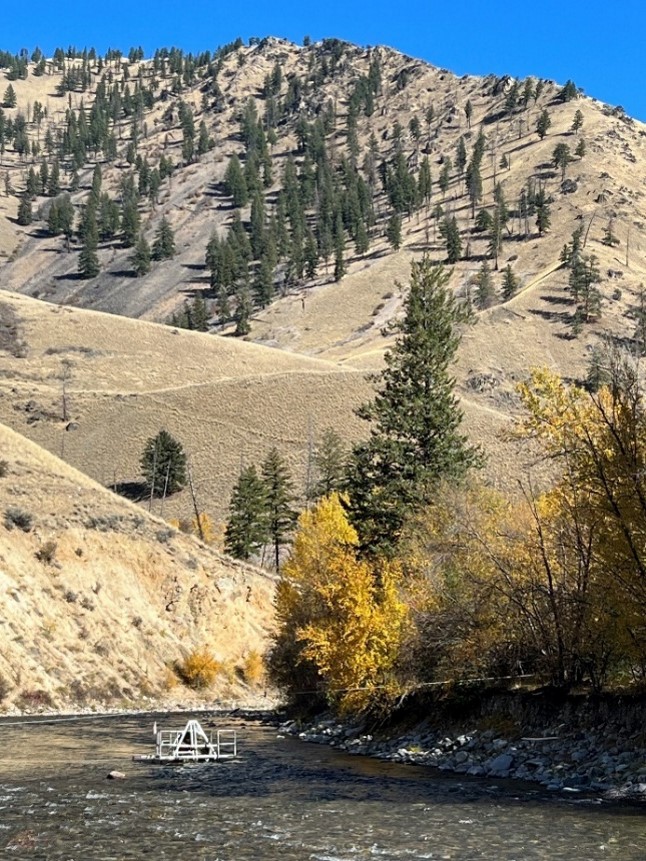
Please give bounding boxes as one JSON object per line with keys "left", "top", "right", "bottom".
{"left": 269, "top": 494, "right": 409, "bottom": 714}
{"left": 270, "top": 358, "right": 646, "bottom": 715}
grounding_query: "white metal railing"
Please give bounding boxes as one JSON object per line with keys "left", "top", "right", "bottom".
{"left": 152, "top": 720, "right": 237, "bottom": 762}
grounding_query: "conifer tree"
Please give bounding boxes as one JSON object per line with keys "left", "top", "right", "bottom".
{"left": 121, "top": 196, "right": 140, "bottom": 248}
{"left": 261, "top": 447, "right": 298, "bottom": 571}
{"left": 552, "top": 142, "right": 572, "bottom": 181}
{"left": 386, "top": 212, "right": 402, "bottom": 251}
{"left": 16, "top": 192, "right": 32, "bottom": 225}
{"left": 152, "top": 215, "right": 175, "bottom": 260}
{"left": 3, "top": 85, "right": 16, "bottom": 108}
{"left": 442, "top": 216, "right": 461, "bottom": 263}
{"left": 78, "top": 206, "right": 100, "bottom": 278}
{"left": 346, "top": 259, "right": 480, "bottom": 549}
{"left": 535, "top": 188, "right": 551, "bottom": 235}
{"left": 464, "top": 100, "right": 473, "bottom": 128}
{"left": 140, "top": 429, "right": 187, "bottom": 496}
{"left": 131, "top": 233, "right": 151, "bottom": 276}
{"left": 224, "top": 153, "right": 248, "bottom": 207}
{"left": 234, "top": 284, "right": 252, "bottom": 336}
{"left": 309, "top": 428, "right": 347, "bottom": 500}
{"left": 304, "top": 229, "right": 319, "bottom": 278}
{"left": 571, "top": 109, "right": 584, "bottom": 135}
{"left": 224, "top": 464, "right": 268, "bottom": 561}
{"left": 254, "top": 256, "right": 274, "bottom": 307}
{"left": 333, "top": 211, "right": 345, "bottom": 282}
{"left": 536, "top": 109, "right": 552, "bottom": 139}
{"left": 249, "top": 190, "right": 265, "bottom": 259}
{"left": 475, "top": 259, "right": 495, "bottom": 309}
{"left": 501, "top": 264, "right": 520, "bottom": 300}
{"left": 488, "top": 207, "right": 503, "bottom": 269}
{"left": 197, "top": 120, "right": 211, "bottom": 155}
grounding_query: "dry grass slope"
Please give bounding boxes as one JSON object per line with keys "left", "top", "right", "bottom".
{"left": 0, "top": 421, "right": 277, "bottom": 712}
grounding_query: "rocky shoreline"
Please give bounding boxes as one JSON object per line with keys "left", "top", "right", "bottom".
{"left": 280, "top": 711, "right": 646, "bottom": 803}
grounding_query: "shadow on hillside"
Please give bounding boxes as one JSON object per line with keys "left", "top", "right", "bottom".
{"left": 108, "top": 269, "right": 136, "bottom": 278}
{"left": 539, "top": 293, "right": 572, "bottom": 306}
{"left": 528, "top": 307, "right": 572, "bottom": 325}
{"left": 110, "top": 480, "right": 148, "bottom": 502}
{"left": 54, "top": 272, "right": 88, "bottom": 281}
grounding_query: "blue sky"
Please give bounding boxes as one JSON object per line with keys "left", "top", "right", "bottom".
{"left": 6, "top": 0, "right": 646, "bottom": 119}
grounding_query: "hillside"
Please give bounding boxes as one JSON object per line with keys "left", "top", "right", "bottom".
{"left": 0, "top": 290, "right": 371, "bottom": 528}
{"left": 0, "top": 37, "right": 645, "bottom": 520}
{"left": 0, "top": 420, "right": 277, "bottom": 713}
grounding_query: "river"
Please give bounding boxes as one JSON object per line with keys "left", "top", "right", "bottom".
{"left": 0, "top": 713, "right": 643, "bottom": 860}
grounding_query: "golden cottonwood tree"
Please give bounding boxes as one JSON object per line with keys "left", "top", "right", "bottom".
{"left": 269, "top": 494, "right": 409, "bottom": 714}
{"left": 516, "top": 362, "right": 646, "bottom": 679}
{"left": 403, "top": 476, "right": 625, "bottom": 689}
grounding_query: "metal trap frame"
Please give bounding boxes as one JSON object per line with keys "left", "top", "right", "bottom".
{"left": 133, "top": 718, "right": 237, "bottom": 763}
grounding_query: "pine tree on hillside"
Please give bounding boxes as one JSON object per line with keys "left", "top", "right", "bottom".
{"left": 78, "top": 206, "right": 100, "bottom": 278}
{"left": 152, "top": 215, "right": 175, "bottom": 260}
{"left": 224, "top": 153, "right": 248, "bottom": 207}
{"left": 261, "top": 447, "right": 298, "bottom": 571}
{"left": 234, "top": 283, "right": 252, "bottom": 336}
{"left": 501, "top": 264, "right": 520, "bottom": 300}
{"left": 3, "top": 85, "right": 16, "bottom": 108}
{"left": 346, "top": 259, "right": 481, "bottom": 549}
{"left": 131, "top": 233, "right": 151, "bottom": 276}
{"left": 475, "top": 259, "right": 495, "bottom": 309}
{"left": 571, "top": 109, "right": 584, "bottom": 135}
{"left": 535, "top": 188, "right": 551, "bottom": 235}
{"left": 386, "top": 212, "right": 402, "bottom": 251}
{"left": 308, "top": 427, "right": 347, "bottom": 501}
{"left": 16, "top": 192, "right": 32, "bottom": 225}
{"left": 442, "top": 216, "right": 462, "bottom": 264}
{"left": 140, "top": 429, "right": 187, "bottom": 496}
{"left": 224, "top": 464, "right": 268, "bottom": 561}
{"left": 552, "top": 142, "right": 572, "bottom": 182}
{"left": 333, "top": 211, "right": 345, "bottom": 282}
{"left": 536, "top": 109, "right": 552, "bottom": 139}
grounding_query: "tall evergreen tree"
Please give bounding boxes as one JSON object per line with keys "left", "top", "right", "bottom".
{"left": 386, "top": 212, "right": 402, "bottom": 250}
{"left": 346, "top": 259, "right": 481, "bottom": 549}
{"left": 309, "top": 427, "right": 347, "bottom": 501}
{"left": 261, "top": 447, "right": 298, "bottom": 571}
{"left": 442, "top": 216, "right": 462, "bottom": 264}
{"left": 234, "top": 284, "right": 252, "bottom": 336}
{"left": 536, "top": 109, "right": 552, "bottom": 139}
{"left": 501, "top": 264, "right": 520, "bottom": 300}
{"left": 333, "top": 211, "right": 345, "bottom": 282}
{"left": 571, "top": 109, "right": 584, "bottom": 135}
{"left": 224, "top": 153, "right": 248, "bottom": 207}
{"left": 475, "top": 259, "right": 495, "bottom": 309}
{"left": 16, "top": 192, "right": 32, "bottom": 225}
{"left": 152, "top": 215, "right": 175, "bottom": 260}
{"left": 140, "top": 429, "right": 187, "bottom": 496}
{"left": 224, "top": 465, "right": 268, "bottom": 561}
{"left": 78, "top": 206, "right": 100, "bottom": 278}
{"left": 131, "top": 232, "right": 151, "bottom": 276}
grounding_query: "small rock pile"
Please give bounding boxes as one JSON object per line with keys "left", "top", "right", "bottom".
{"left": 280, "top": 718, "right": 646, "bottom": 801}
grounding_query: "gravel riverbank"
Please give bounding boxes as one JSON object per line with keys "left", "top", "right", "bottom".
{"left": 280, "top": 711, "right": 646, "bottom": 802}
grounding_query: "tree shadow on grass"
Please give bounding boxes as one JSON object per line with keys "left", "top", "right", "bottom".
{"left": 110, "top": 480, "right": 148, "bottom": 502}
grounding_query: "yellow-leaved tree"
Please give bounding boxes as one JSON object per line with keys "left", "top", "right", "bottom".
{"left": 268, "top": 493, "right": 409, "bottom": 714}
{"left": 515, "top": 361, "right": 646, "bottom": 682}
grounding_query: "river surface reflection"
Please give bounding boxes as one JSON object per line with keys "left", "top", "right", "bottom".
{"left": 0, "top": 713, "right": 643, "bottom": 860}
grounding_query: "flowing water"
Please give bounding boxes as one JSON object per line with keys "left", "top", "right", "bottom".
{"left": 0, "top": 713, "right": 643, "bottom": 860}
